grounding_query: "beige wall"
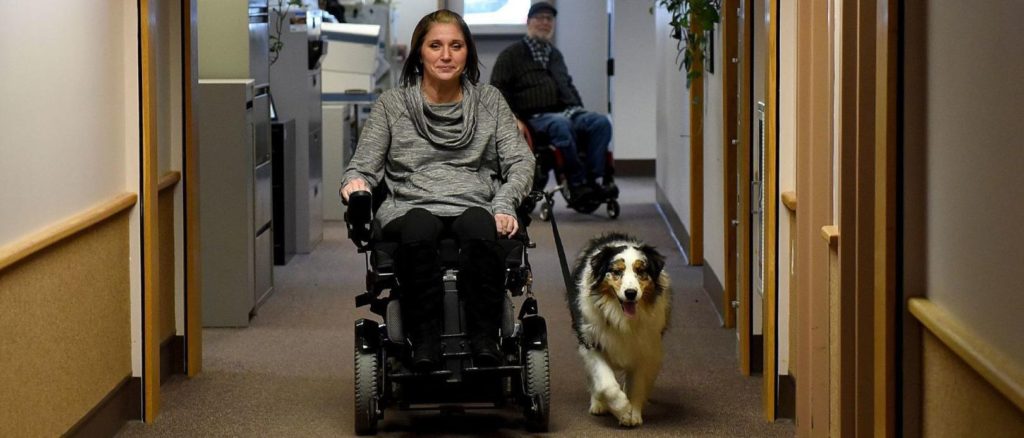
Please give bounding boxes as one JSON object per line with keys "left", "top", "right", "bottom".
{"left": 0, "top": 0, "right": 142, "bottom": 375}
{"left": 702, "top": 23, "right": 725, "bottom": 295}
{"left": 0, "top": 214, "right": 133, "bottom": 437}
{"left": 198, "top": 0, "right": 250, "bottom": 79}
{"left": 0, "top": 1, "right": 134, "bottom": 246}
{"left": 777, "top": 0, "right": 797, "bottom": 375}
{"left": 654, "top": 3, "right": 692, "bottom": 236}
{"left": 903, "top": 0, "right": 1024, "bottom": 433}
{"left": 160, "top": 188, "right": 178, "bottom": 342}
{"left": 921, "top": 333, "right": 1024, "bottom": 436}
{"left": 923, "top": 0, "right": 1024, "bottom": 368}
{"left": 157, "top": 0, "right": 187, "bottom": 337}
{"left": 612, "top": 0, "right": 657, "bottom": 160}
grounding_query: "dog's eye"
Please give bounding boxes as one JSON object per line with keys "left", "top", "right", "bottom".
{"left": 608, "top": 269, "right": 623, "bottom": 277}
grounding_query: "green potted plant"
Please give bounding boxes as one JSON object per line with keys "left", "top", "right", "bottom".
{"left": 270, "top": 0, "right": 303, "bottom": 66}
{"left": 660, "top": 0, "right": 721, "bottom": 87}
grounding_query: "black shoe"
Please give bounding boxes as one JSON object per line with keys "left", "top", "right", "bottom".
{"left": 470, "top": 337, "right": 502, "bottom": 367}
{"left": 568, "top": 183, "right": 595, "bottom": 205}
{"left": 601, "top": 181, "right": 619, "bottom": 199}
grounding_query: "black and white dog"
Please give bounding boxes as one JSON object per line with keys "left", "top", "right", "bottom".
{"left": 568, "top": 232, "right": 671, "bottom": 427}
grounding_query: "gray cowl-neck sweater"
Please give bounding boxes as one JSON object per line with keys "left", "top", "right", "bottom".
{"left": 341, "top": 81, "right": 535, "bottom": 227}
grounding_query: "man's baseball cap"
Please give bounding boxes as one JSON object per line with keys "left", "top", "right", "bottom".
{"left": 528, "top": 2, "right": 557, "bottom": 19}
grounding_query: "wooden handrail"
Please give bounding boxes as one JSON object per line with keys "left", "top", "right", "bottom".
{"left": 909, "top": 298, "right": 1024, "bottom": 412}
{"left": 158, "top": 171, "right": 182, "bottom": 192}
{"left": 0, "top": 193, "right": 138, "bottom": 272}
{"left": 821, "top": 225, "right": 839, "bottom": 248}
{"left": 782, "top": 191, "right": 797, "bottom": 212}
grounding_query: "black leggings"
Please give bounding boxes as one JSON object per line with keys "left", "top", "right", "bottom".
{"left": 382, "top": 207, "right": 506, "bottom": 342}
{"left": 382, "top": 207, "right": 497, "bottom": 245}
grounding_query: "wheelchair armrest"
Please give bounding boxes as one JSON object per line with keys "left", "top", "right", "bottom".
{"left": 344, "top": 190, "right": 373, "bottom": 250}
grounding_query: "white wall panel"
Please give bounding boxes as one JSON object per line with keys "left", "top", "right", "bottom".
{"left": 0, "top": 1, "right": 133, "bottom": 247}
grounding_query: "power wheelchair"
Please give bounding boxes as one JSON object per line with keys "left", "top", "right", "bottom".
{"left": 517, "top": 126, "right": 621, "bottom": 221}
{"left": 344, "top": 189, "right": 551, "bottom": 435}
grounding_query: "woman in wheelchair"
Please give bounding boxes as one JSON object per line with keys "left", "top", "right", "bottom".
{"left": 339, "top": 10, "right": 535, "bottom": 373}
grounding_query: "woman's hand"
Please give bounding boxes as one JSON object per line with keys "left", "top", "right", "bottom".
{"left": 340, "top": 178, "right": 370, "bottom": 203}
{"left": 495, "top": 213, "right": 519, "bottom": 237}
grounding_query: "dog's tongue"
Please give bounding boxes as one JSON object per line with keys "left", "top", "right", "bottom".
{"left": 622, "top": 301, "right": 637, "bottom": 317}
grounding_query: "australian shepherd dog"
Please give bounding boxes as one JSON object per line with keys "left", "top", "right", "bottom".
{"left": 568, "top": 232, "right": 671, "bottom": 427}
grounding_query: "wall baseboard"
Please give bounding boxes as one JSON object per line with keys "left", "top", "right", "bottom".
{"left": 655, "top": 185, "right": 691, "bottom": 260}
{"left": 751, "top": 334, "right": 764, "bottom": 373}
{"left": 615, "top": 159, "right": 655, "bottom": 177}
{"left": 702, "top": 263, "right": 726, "bottom": 323}
{"left": 777, "top": 374, "right": 796, "bottom": 419}
{"left": 65, "top": 376, "right": 141, "bottom": 438}
{"left": 160, "top": 335, "right": 186, "bottom": 384}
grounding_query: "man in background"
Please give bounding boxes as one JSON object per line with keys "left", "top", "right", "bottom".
{"left": 491, "top": 1, "right": 615, "bottom": 203}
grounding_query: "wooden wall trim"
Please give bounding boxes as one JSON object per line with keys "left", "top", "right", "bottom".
{"left": 781, "top": 191, "right": 797, "bottom": 212}
{"left": 794, "top": 0, "right": 835, "bottom": 433}
{"left": 0, "top": 193, "right": 137, "bottom": 272}
{"left": 821, "top": 225, "right": 838, "bottom": 247}
{"left": 139, "top": 0, "right": 161, "bottom": 422}
{"left": 909, "top": 298, "right": 1024, "bottom": 413}
{"left": 65, "top": 377, "right": 142, "bottom": 438}
{"left": 183, "top": 0, "right": 203, "bottom": 378}
{"left": 763, "top": 0, "right": 780, "bottom": 420}
{"left": 158, "top": 171, "right": 182, "bottom": 192}
{"left": 873, "top": 0, "right": 899, "bottom": 435}
{"left": 721, "top": 0, "right": 739, "bottom": 330}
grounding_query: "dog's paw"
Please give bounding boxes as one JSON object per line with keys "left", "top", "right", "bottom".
{"left": 616, "top": 405, "right": 643, "bottom": 427}
{"left": 589, "top": 397, "right": 609, "bottom": 416}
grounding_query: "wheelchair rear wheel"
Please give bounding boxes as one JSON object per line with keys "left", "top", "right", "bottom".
{"left": 354, "top": 347, "right": 381, "bottom": 435}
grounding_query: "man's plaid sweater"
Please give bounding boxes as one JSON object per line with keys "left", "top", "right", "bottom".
{"left": 490, "top": 39, "right": 584, "bottom": 120}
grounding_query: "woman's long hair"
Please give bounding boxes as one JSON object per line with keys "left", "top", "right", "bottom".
{"left": 400, "top": 9, "right": 481, "bottom": 87}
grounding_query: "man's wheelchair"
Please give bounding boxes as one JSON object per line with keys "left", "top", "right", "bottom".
{"left": 344, "top": 190, "right": 550, "bottom": 435}
{"left": 518, "top": 126, "right": 621, "bottom": 221}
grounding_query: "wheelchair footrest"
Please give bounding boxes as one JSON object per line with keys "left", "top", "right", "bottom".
{"left": 462, "top": 365, "right": 522, "bottom": 377}
{"left": 390, "top": 369, "right": 454, "bottom": 381}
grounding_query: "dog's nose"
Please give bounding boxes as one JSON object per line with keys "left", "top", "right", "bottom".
{"left": 624, "top": 289, "right": 638, "bottom": 301}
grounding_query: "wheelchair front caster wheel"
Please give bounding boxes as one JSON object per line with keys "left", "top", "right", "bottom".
{"left": 539, "top": 202, "right": 552, "bottom": 222}
{"left": 524, "top": 348, "right": 551, "bottom": 432}
{"left": 354, "top": 347, "right": 381, "bottom": 435}
{"left": 607, "top": 200, "right": 620, "bottom": 219}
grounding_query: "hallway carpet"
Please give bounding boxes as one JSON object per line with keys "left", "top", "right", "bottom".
{"left": 117, "top": 177, "right": 794, "bottom": 437}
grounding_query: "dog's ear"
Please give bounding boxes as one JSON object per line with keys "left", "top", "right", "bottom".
{"left": 640, "top": 245, "right": 665, "bottom": 277}
{"left": 589, "top": 245, "right": 625, "bottom": 281}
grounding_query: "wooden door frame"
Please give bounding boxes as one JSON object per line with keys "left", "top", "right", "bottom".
{"left": 834, "top": 0, "right": 899, "bottom": 434}
{"left": 721, "top": 0, "right": 739, "bottom": 330}
{"left": 872, "top": 0, "right": 898, "bottom": 434}
{"left": 139, "top": 0, "right": 202, "bottom": 422}
{"left": 139, "top": 0, "right": 161, "bottom": 422}
{"left": 183, "top": 0, "right": 203, "bottom": 378}
{"left": 762, "top": 0, "right": 780, "bottom": 421}
{"left": 736, "top": 0, "right": 755, "bottom": 376}
{"left": 794, "top": 0, "right": 835, "bottom": 434}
